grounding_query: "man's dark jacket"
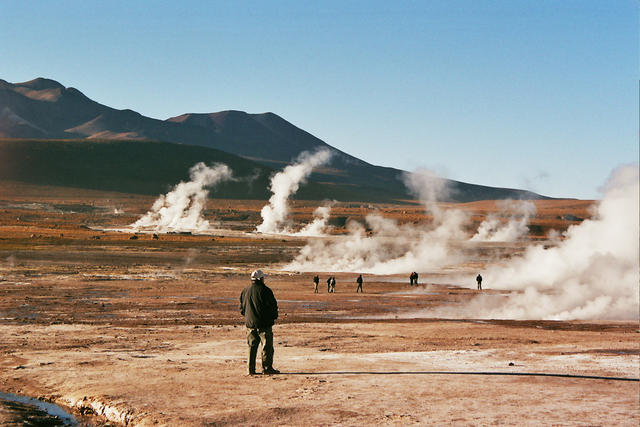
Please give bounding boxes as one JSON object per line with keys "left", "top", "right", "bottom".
{"left": 240, "top": 280, "right": 278, "bottom": 328}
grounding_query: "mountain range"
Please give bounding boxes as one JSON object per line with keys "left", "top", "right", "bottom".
{"left": 0, "top": 77, "right": 548, "bottom": 202}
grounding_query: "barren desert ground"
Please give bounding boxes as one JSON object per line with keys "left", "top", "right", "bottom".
{"left": 0, "top": 182, "right": 637, "bottom": 426}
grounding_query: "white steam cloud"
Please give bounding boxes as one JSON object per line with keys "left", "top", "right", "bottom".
{"left": 257, "top": 149, "right": 332, "bottom": 234}
{"left": 282, "top": 162, "right": 638, "bottom": 321}
{"left": 470, "top": 200, "right": 537, "bottom": 242}
{"left": 293, "top": 204, "right": 334, "bottom": 237}
{"left": 285, "top": 169, "right": 542, "bottom": 274}
{"left": 285, "top": 170, "right": 466, "bottom": 273}
{"left": 131, "top": 162, "right": 232, "bottom": 233}
{"left": 437, "top": 164, "right": 640, "bottom": 320}
{"left": 286, "top": 213, "right": 462, "bottom": 273}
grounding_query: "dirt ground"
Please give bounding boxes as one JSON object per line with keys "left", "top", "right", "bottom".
{"left": 0, "top": 182, "right": 637, "bottom": 426}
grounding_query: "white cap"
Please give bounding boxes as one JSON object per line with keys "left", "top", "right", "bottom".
{"left": 251, "top": 269, "right": 265, "bottom": 280}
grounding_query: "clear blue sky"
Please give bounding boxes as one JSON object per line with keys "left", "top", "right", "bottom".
{"left": 1, "top": 0, "right": 637, "bottom": 199}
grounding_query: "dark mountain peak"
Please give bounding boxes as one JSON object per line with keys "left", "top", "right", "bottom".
{"left": 65, "top": 86, "right": 90, "bottom": 99}
{"left": 7, "top": 78, "right": 95, "bottom": 106}
{"left": 0, "top": 77, "right": 551, "bottom": 201}
{"left": 250, "top": 111, "right": 306, "bottom": 135}
{"left": 17, "top": 78, "right": 65, "bottom": 91}
{"left": 207, "top": 110, "right": 253, "bottom": 126}
{"left": 120, "top": 108, "right": 143, "bottom": 118}
{"left": 251, "top": 111, "right": 282, "bottom": 121}
{"left": 166, "top": 113, "right": 217, "bottom": 129}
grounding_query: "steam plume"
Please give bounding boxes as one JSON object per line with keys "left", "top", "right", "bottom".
{"left": 470, "top": 200, "right": 537, "bottom": 242}
{"left": 257, "top": 149, "right": 332, "bottom": 234}
{"left": 440, "top": 164, "right": 640, "bottom": 320}
{"left": 293, "top": 203, "right": 334, "bottom": 237}
{"left": 285, "top": 163, "right": 638, "bottom": 321}
{"left": 131, "top": 162, "right": 232, "bottom": 233}
{"left": 285, "top": 169, "right": 465, "bottom": 273}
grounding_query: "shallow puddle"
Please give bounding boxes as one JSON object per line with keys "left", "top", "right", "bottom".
{"left": 0, "top": 392, "right": 77, "bottom": 426}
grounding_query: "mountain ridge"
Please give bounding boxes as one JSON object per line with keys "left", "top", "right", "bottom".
{"left": 0, "top": 77, "right": 550, "bottom": 202}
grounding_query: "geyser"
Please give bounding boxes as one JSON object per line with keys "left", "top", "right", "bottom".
{"left": 470, "top": 200, "right": 537, "bottom": 242}
{"left": 285, "top": 169, "right": 466, "bottom": 273}
{"left": 257, "top": 149, "right": 332, "bottom": 234}
{"left": 293, "top": 203, "right": 334, "bottom": 237}
{"left": 131, "top": 162, "right": 233, "bottom": 233}
{"left": 439, "top": 164, "right": 640, "bottom": 320}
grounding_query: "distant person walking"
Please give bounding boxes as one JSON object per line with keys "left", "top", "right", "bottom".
{"left": 239, "top": 269, "right": 280, "bottom": 375}
{"left": 410, "top": 272, "right": 418, "bottom": 286}
{"left": 313, "top": 275, "right": 320, "bottom": 293}
{"left": 356, "top": 274, "right": 363, "bottom": 293}
{"left": 327, "top": 276, "right": 332, "bottom": 293}
{"left": 330, "top": 276, "right": 336, "bottom": 293}
{"left": 476, "top": 273, "right": 483, "bottom": 290}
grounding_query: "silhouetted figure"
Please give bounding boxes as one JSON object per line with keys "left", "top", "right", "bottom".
{"left": 410, "top": 272, "right": 418, "bottom": 286}
{"left": 327, "top": 276, "right": 332, "bottom": 293}
{"left": 239, "top": 269, "right": 279, "bottom": 375}
{"left": 330, "top": 276, "right": 336, "bottom": 293}
{"left": 476, "top": 274, "right": 483, "bottom": 290}
{"left": 313, "top": 275, "right": 319, "bottom": 293}
{"left": 356, "top": 274, "right": 363, "bottom": 293}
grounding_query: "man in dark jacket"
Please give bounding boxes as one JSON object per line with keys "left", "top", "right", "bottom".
{"left": 313, "top": 275, "right": 320, "bottom": 293}
{"left": 240, "top": 269, "right": 279, "bottom": 375}
{"left": 476, "top": 273, "right": 483, "bottom": 290}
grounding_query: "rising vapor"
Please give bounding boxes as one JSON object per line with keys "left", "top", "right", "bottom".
{"left": 470, "top": 200, "right": 537, "bottom": 242}
{"left": 439, "top": 164, "right": 640, "bottom": 320}
{"left": 293, "top": 203, "right": 334, "bottom": 237}
{"left": 285, "top": 169, "right": 466, "bottom": 273}
{"left": 286, "top": 163, "right": 638, "bottom": 321}
{"left": 256, "top": 149, "right": 332, "bottom": 234}
{"left": 131, "top": 162, "right": 233, "bottom": 233}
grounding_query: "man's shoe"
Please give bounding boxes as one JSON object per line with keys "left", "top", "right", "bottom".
{"left": 262, "top": 367, "right": 280, "bottom": 375}
{"left": 246, "top": 370, "right": 257, "bottom": 376}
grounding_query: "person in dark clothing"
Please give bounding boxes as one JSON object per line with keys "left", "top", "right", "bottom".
{"left": 356, "top": 274, "right": 363, "bottom": 293}
{"left": 313, "top": 275, "right": 320, "bottom": 293}
{"left": 239, "top": 269, "right": 280, "bottom": 375}
{"left": 327, "top": 276, "right": 332, "bottom": 293}
{"left": 476, "top": 273, "right": 483, "bottom": 290}
{"left": 410, "top": 272, "right": 418, "bottom": 286}
{"left": 330, "top": 276, "right": 336, "bottom": 293}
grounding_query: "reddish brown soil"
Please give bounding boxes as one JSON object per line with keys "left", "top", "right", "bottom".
{"left": 0, "top": 182, "right": 636, "bottom": 426}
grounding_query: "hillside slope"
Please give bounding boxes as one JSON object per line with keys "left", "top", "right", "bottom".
{"left": 0, "top": 139, "right": 415, "bottom": 202}
{"left": 0, "top": 78, "right": 548, "bottom": 202}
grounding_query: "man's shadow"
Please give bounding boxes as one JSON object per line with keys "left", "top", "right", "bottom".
{"left": 275, "top": 371, "right": 639, "bottom": 382}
